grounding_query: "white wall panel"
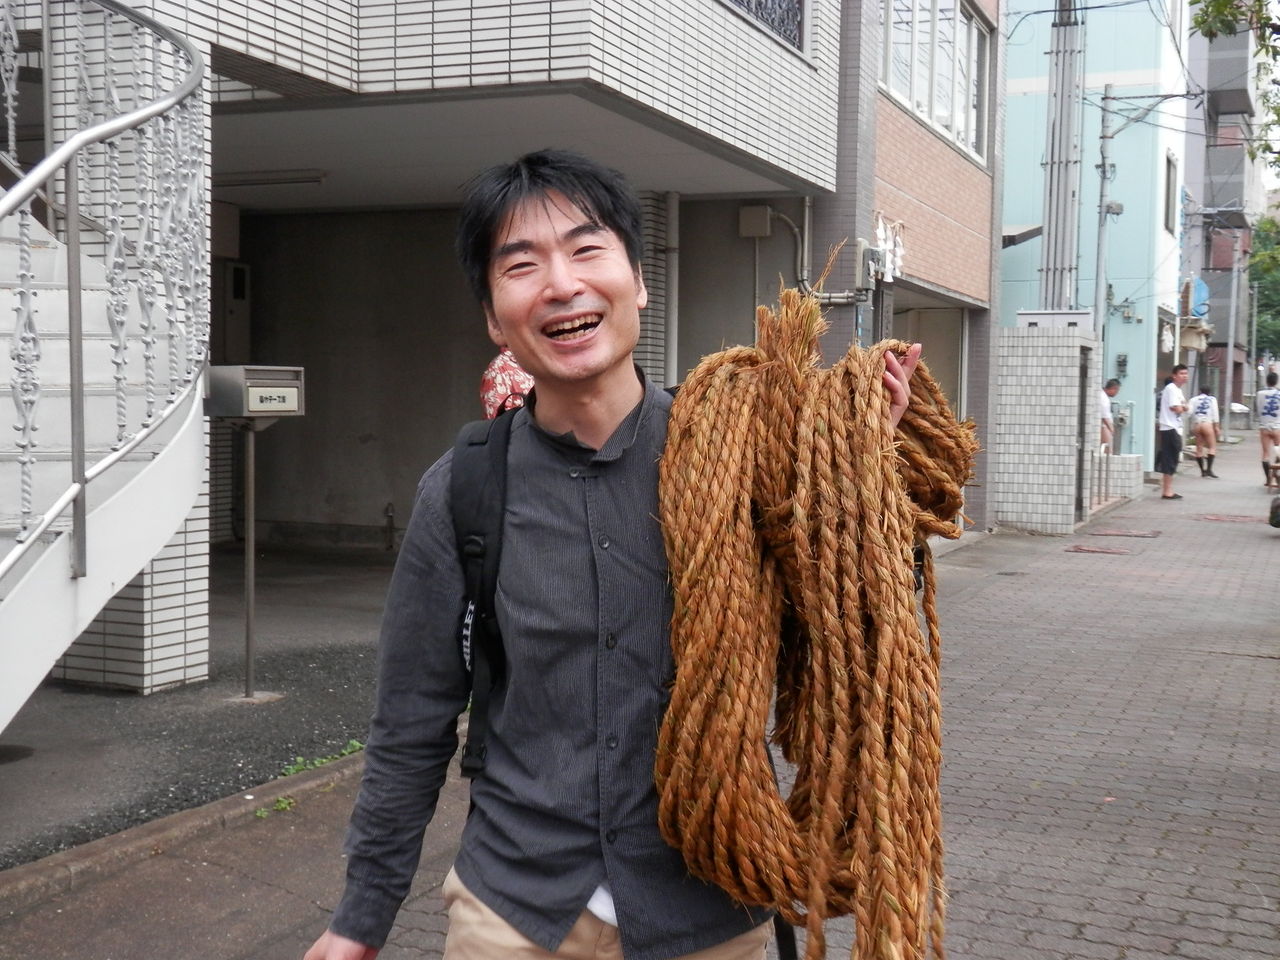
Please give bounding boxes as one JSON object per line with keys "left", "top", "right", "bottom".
{"left": 168, "top": 0, "right": 838, "bottom": 186}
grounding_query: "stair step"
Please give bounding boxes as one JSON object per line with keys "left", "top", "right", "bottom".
{"left": 0, "top": 286, "right": 160, "bottom": 336}
{"left": 18, "top": 335, "right": 191, "bottom": 391}
{"left": 0, "top": 456, "right": 152, "bottom": 529}
{"left": 0, "top": 227, "right": 108, "bottom": 285}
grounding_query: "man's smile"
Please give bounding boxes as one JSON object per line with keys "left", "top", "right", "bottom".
{"left": 543, "top": 314, "right": 603, "bottom": 342}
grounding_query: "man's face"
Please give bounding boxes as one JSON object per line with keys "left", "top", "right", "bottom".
{"left": 483, "top": 191, "right": 646, "bottom": 393}
{"left": 1173, "top": 369, "right": 1189, "bottom": 388}
{"left": 1104, "top": 384, "right": 1119, "bottom": 397}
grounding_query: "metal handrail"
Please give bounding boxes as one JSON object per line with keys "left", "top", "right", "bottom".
{"left": 0, "top": 384, "right": 199, "bottom": 585}
{"left": 0, "top": 0, "right": 203, "bottom": 221}
{"left": 0, "top": 151, "right": 137, "bottom": 254}
{"left": 0, "top": 0, "right": 207, "bottom": 588}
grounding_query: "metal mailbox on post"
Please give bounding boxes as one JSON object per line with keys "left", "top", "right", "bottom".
{"left": 206, "top": 365, "right": 305, "bottom": 703}
{"left": 206, "top": 365, "right": 305, "bottom": 419}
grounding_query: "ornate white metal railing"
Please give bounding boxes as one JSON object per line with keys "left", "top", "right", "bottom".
{"left": 725, "top": 0, "right": 804, "bottom": 49}
{"left": 0, "top": 0, "right": 206, "bottom": 586}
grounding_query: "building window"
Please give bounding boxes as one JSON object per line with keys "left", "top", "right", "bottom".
{"left": 881, "top": 0, "right": 990, "bottom": 159}
{"left": 724, "top": 0, "right": 804, "bottom": 49}
{"left": 1164, "top": 155, "right": 1177, "bottom": 234}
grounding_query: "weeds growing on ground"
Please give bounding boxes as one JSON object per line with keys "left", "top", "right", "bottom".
{"left": 255, "top": 795, "right": 297, "bottom": 818}
{"left": 280, "top": 739, "right": 364, "bottom": 777}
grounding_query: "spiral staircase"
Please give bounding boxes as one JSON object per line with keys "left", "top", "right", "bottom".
{"left": 0, "top": 0, "right": 207, "bottom": 733}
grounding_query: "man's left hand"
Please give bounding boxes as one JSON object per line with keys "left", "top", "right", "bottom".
{"left": 884, "top": 343, "right": 921, "bottom": 430}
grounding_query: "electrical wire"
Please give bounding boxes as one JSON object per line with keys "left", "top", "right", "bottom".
{"left": 1004, "top": 0, "right": 1152, "bottom": 43}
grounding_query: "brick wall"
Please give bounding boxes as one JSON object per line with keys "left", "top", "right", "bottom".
{"left": 874, "top": 94, "right": 994, "bottom": 303}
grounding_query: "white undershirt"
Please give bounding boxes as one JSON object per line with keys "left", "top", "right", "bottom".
{"left": 585, "top": 882, "right": 618, "bottom": 926}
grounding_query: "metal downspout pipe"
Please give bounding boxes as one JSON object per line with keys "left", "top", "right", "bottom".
{"left": 664, "top": 192, "right": 679, "bottom": 387}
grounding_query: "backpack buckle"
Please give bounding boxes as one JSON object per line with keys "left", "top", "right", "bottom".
{"left": 460, "top": 742, "right": 487, "bottom": 778}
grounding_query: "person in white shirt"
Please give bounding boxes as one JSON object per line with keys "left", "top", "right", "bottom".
{"left": 1187, "top": 385, "right": 1220, "bottom": 478}
{"left": 1099, "top": 378, "right": 1120, "bottom": 452}
{"left": 1156, "top": 364, "right": 1189, "bottom": 500}
{"left": 1256, "top": 371, "right": 1280, "bottom": 488}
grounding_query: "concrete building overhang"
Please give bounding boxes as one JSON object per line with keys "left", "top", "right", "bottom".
{"left": 211, "top": 84, "right": 821, "bottom": 212}
{"left": 1001, "top": 224, "right": 1042, "bottom": 248}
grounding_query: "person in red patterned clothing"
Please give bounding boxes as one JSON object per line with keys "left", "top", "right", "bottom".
{"left": 480, "top": 348, "right": 535, "bottom": 419}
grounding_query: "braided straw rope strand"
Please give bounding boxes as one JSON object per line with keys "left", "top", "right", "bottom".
{"left": 656, "top": 287, "right": 977, "bottom": 960}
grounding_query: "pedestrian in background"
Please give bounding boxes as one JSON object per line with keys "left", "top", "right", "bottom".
{"left": 1156, "top": 364, "right": 1189, "bottom": 500}
{"left": 1099, "top": 378, "right": 1120, "bottom": 452}
{"left": 1257, "top": 371, "right": 1280, "bottom": 489}
{"left": 479, "top": 347, "right": 534, "bottom": 419}
{"left": 1188, "top": 384, "right": 1219, "bottom": 478}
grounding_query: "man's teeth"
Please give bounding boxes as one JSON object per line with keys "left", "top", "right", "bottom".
{"left": 545, "top": 316, "right": 601, "bottom": 340}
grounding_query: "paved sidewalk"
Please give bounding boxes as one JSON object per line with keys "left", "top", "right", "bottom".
{"left": 0, "top": 442, "right": 1276, "bottom": 959}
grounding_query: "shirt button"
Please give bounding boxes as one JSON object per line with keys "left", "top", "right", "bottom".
{"left": 597, "top": 535, "right": 610, "bottom": 549}
{"left": 605, "top": 830, "right": 617, "bottom": 844}
{"left": 604, "top": 633, "right": 617, "bottom": 649}
{"left": 569, "top": 468, "right": 580, "bottom": 478}
{"left": 606, "top": 735, "right": 618, "bottom": 749}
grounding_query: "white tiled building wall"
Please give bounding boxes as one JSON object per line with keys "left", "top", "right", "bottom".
{"left": 154, "top": 0, "right": 841, "bottom": 188}
{"left": 1087, "top": 447, "right": 1146, "bottom": 506}
{"left": 636, "top": 192, "right": 667, "bottom": 387}
{"left": 210, "top": 419, "right": 237, "bottom": 543}
{"left": 147, "top": 0, "right": 358, "bottom": 89}
{"left": 994, "top": 326, "right": 1100, "bottom": 535}
{"left": 52, "top": 423, "right": 212, "bottom": 692}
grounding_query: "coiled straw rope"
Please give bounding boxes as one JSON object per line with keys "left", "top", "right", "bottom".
{"left": 655, "top": 286, "right": 978, "bottom": 960}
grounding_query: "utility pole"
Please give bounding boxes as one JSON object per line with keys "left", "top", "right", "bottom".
{"left": 1250, "top": 281, "right": 1259, "bottom": 393}
{"left": 1092, "top": 89, "right": 1185, "bottom": 336}
{"left": 1222, "top": 231, "right": 1242, "bottom": 443}
{"left": 1040, "top": 0, "right": 1084, "bottom": 310}
{"left": 1092, "top": 84, "right": 1114, "bottom": 334}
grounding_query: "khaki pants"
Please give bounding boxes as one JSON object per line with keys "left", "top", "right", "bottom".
{"left": 441, "top": 867, "right": 771, "bottom": 960}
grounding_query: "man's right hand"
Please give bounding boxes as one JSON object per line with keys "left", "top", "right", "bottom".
{"left": 303, "top": 929, "right": 380, "bottom": 960}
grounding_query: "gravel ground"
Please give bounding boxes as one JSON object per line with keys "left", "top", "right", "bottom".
{"left": 0, "top": 544, "right": 393, "bottom": 870}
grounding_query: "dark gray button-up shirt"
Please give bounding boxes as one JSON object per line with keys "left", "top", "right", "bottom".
{"left": 331, "top": 376, "right": 771, "bottom": 960}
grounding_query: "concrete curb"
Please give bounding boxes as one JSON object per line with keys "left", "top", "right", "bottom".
{"left": 0, "top": 751, "right": 365, "bottom": 918}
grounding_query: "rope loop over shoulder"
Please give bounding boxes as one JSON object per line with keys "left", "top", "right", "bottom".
{"left": 656, "top": 287, "right": 978, "bottom": 960}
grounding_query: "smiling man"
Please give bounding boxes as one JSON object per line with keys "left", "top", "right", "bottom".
{"left": 303, "top": 150, "right": 918, "bottom": 960}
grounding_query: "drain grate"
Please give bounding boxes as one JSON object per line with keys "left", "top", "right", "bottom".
{"left": 1194, "top": 514, "right": 1264, "bottom": 523}
{"left": 1066, "top": 544, "right": 1131, "bottom": 555}
{"left": 1089, "top": 529, "right": 1161, "bottom": 538}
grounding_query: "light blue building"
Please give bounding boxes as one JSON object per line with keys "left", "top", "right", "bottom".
{"left": 1001, "top": 0, "right": 1192, "bottom": 467}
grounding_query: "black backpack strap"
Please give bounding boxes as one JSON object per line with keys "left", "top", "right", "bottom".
{"left": 451, "top": 410, "right": 515, "bottom": 778}
{"left": 773, "top": 915, "right": 797, "bottom": 960}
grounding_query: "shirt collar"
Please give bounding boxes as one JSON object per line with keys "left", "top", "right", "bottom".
{"left": 522, "top": 366, "right": 660, "bottom": 463}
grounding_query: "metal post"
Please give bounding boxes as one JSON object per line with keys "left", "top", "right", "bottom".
{"left": 244, "top": 424, "right": 256, "bottom": 699}
{"left": 40, "top": 0, "right": 57, "bottom": 239}
{"left": 1092, "top": 84, "right": 1113, "bottom": 335}
{"left": 664, "top": 191, "right": 679, "bottom": 387}
{"left": 1250, "top": 282, "right": 1259, "bottom": 393}
{"left": 66, "top": 165, "right": 87, "bottom": 578}
{"left": 1222, "top": 232, "right": 1241, "bottom": 443}
{"left": 1039, "top": 0, "right": 1083, "bottom": 311}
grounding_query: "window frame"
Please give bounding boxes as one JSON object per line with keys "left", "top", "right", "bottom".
{"left": 880, "top": 0, "right": 992, "bottom": 161}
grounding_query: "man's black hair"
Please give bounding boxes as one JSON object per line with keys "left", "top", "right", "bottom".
{"left": 1172, "top": 363, "right": 1188, "bottom": 375}
{"left": 1104, "top": 378, "right": 1120, "bottom": 390}
{"left": 455, "top": 149, "right": 645, "bottom": 305}
{"left": 1268, "top": 371, "right": 1278, "bottom": 387}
